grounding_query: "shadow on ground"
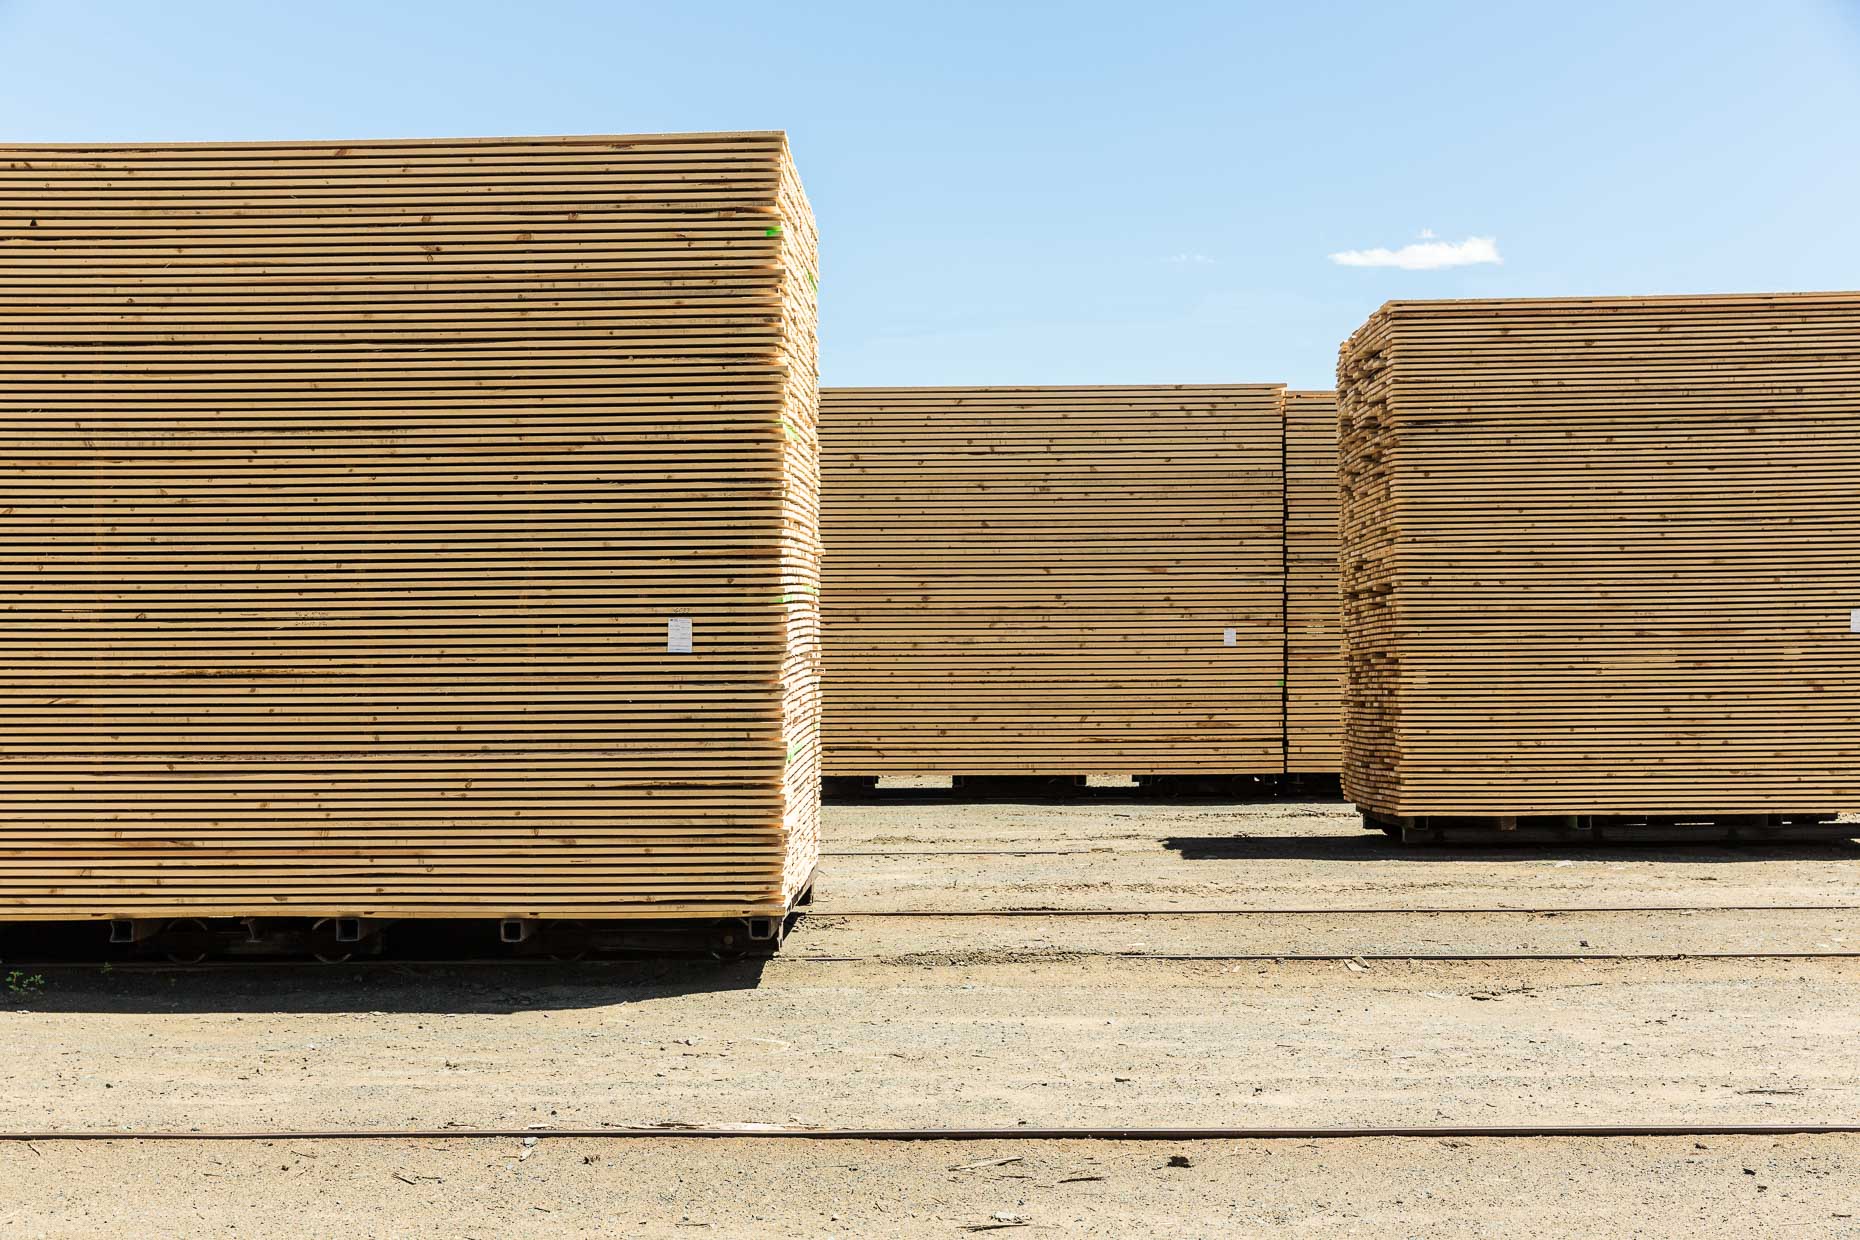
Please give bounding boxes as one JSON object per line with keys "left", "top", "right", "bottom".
{"left": 825, "top": 774, "right": 1346, "bottom": 806}
{"left": 4, "top": 958, "right": 768, "bottom": 1015}
{"left": 1164, "top": 833, "right": 1860, "bottom": 864}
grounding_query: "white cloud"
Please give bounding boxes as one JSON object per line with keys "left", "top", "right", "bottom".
{"left": 1329, "top": 234, "right": 1501, "bottom": 271}
{"left": 1164, "top": 253, "right": 1215, "bottom": 265}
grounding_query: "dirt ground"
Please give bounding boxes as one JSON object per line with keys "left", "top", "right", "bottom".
{"left": 3, "top": 795, "right": 1860, "bottom": 1235}
{"left": 4, "top": 1134, "right": 1858, "bottom": 1238}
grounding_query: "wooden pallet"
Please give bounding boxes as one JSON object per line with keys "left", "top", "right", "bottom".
{"left": 1367, "top": 811, "right": 1851, "bottom": 846}
{"left": 0, "top": 132, "right": 820, "bottom": 919}
{"left": 1338, "top": 292, "right": 1860, "bottom": 820}
{"left": 820, "top": 385, "right": 1288, "bottom": 775}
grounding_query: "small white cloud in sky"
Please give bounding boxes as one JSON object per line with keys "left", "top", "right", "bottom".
{"left": 1329, "top": 233, "right": 1501, "bottom": 271}
{"left": 1164, "top": 252, "right": 1215, "bottom": 265}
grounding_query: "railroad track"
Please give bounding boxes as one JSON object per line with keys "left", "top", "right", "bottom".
{"left": 809, "top": 904, "right": 1860, "bottom": 916}
{"left": 7, "top": 904, "right": 1857, "bottom": 967}
{"left": 799, "top": 951, "right": 1860, "bottom": 962}
{"left": 1, "top": 1123, "right": 1857, "bottom": 1143}
{"left": 822, "top": 849, "right": 1096, "bottom": 856}
{"left": 10, "top": 948, "right": 1860, "bottom": 971}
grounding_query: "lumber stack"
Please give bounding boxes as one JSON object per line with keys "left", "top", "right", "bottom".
{"left": 1337, "top": 293, "right": 1860, "bottom": 818}
{"left": 821, "top": 385, "right": 1286, "bottom": 775}
{"left": 1283, "top": 390, "right": 1344, "bottom": 771}
{"left": 0, "top": 132, "right": 820, "bottom": 919}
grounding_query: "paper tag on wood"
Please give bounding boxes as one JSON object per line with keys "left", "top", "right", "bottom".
{"left": 1222, "top": 628, "right": 1237, "bottom": 646}
{"left": 1851, "top": 609, "right": 1860, "bottom": 634}
{"left": 667, "top": 617, "right": 693, "bottom": 653}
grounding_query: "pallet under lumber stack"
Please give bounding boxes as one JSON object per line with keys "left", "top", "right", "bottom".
{"left": 1337, "top": 293, "right": 1860, "bottom": 827}
{"left": 0, "top": 132, "right": 821, "bottom": 922}
{"left": 821, "top": 385, "right": 1286, "bottom": 776}
{"left": 1283, "top": 390, "right": 1343, "bottom": 772}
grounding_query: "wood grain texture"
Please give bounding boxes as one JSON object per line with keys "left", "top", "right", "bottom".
{"left": 0, "top": 132, "right": 820, "bottom": 918}
{"left": 1284, "top": 390, "right": 1342, "bottom": 771}
{"left": 820, "top": 385, "right": 1288, "bottom": 775}
{"left": 1337, "top": 293, "right": 1860, "bottom": 816}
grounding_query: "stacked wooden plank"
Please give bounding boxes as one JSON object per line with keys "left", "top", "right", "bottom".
{"left": 1283, "top": 389, "right": 1343, "bottom": 771}
{"left": 1337, "top": 293, "right": 1860, "bottom": 818}
{"left": 0, "top": 132, "right": 820, "bottom": 919}
{"left": 821, "top": 385, "right": 1286, "bottom": 775}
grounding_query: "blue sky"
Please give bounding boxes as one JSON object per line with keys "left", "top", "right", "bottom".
{"left": 3, "top": 0, "right": 1858, "bottom": 388}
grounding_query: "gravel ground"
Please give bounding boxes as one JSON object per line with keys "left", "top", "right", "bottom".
{"left": 3, "top": 956, "right": 1856, "bottom": 1130}
{"left": 3, "top": 1135, "right": 1857, "bottom": 1238}
{"left": 816, "top": 797, "right": 1860, "bottom": 911}
{"left": 791, "top": 908, "right": 1860, "bottom": 957}
{"left": 4, "top": 796, "right": 1858, "bottom": 1233}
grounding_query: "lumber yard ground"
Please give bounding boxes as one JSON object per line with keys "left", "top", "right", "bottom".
{"left": 4, "top": 795, "right": 1860, "bottom": 1236}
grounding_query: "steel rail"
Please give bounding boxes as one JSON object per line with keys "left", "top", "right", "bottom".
{"left": 11, "top": 949, "right": 1860, "bottom": 971}
{"left": 822, "top": 849, "right": 1091, "bottom": 856}
{"left": 796, "top": 951, "right": 1860, "bottom": 963}
{"left": 810, "top": 905, "right": 1860, "bottom": 916}
{"left": 0, "top": 1123, "right": 1856, "bottom": 1142}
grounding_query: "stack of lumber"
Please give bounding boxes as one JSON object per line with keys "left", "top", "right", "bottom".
{"left": 1337, "top": 293, "right": 1860, "bottom": 818}
{"left": 0, "top": 132, "right": 820, "bottom": 920}
{"left": 821, "top": 385, "right": 1286, "bottom": 775}
{"left": 1283, "top": 389, "right": 1344, "bottom": 772}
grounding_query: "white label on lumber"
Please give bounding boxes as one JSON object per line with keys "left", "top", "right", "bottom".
{"left": 667, "top": 617, "right": 693, "bottom": 653}
{"left": 1222, "top": 627, "right": 1237, "bottom": 646}
{"left": 1852, "top": 609, "right": 1860, "bottom": 634}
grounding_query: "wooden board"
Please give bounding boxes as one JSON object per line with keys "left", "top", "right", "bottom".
{"left": 0, "top": 132, "right": 820, "bottom": 919}
{"left": 820, "top": 385, "right": 1286, "bottom": 775}
{"left": 1337, "top": 292, "right": 1860, "bottom": 816}
{"left": 1283, "top": 390, "right": 1343, "bottom": 771}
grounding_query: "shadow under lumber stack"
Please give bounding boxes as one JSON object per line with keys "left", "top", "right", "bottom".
{"left": 821, "top": 385, "right": 1287, "bottom": 776}
{"left": 0, "top": 132, "right": 820, "bottom": 920}
{"left": 1283, "top": 389, "right": 1343, "bottom": 773}
{"left": 1337, "top": 293, "right": 1860, "bottom": 822}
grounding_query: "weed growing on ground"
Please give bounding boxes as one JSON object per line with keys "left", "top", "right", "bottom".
{"left": 5, "top": 970, "right": 47, "bottom": 999}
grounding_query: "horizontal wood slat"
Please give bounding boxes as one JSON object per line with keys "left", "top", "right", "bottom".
{"left": 1284, "top": 391, "right": 1343, "bottom": 772}
{"left": 0, "top": 132, "right": 819, "bottom": 919}
{"left": 1337, "top": 292, "right": 1860, "bottom": 817}
{"left": 821, "top": 385, "right": 1289, "bottom": 775}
